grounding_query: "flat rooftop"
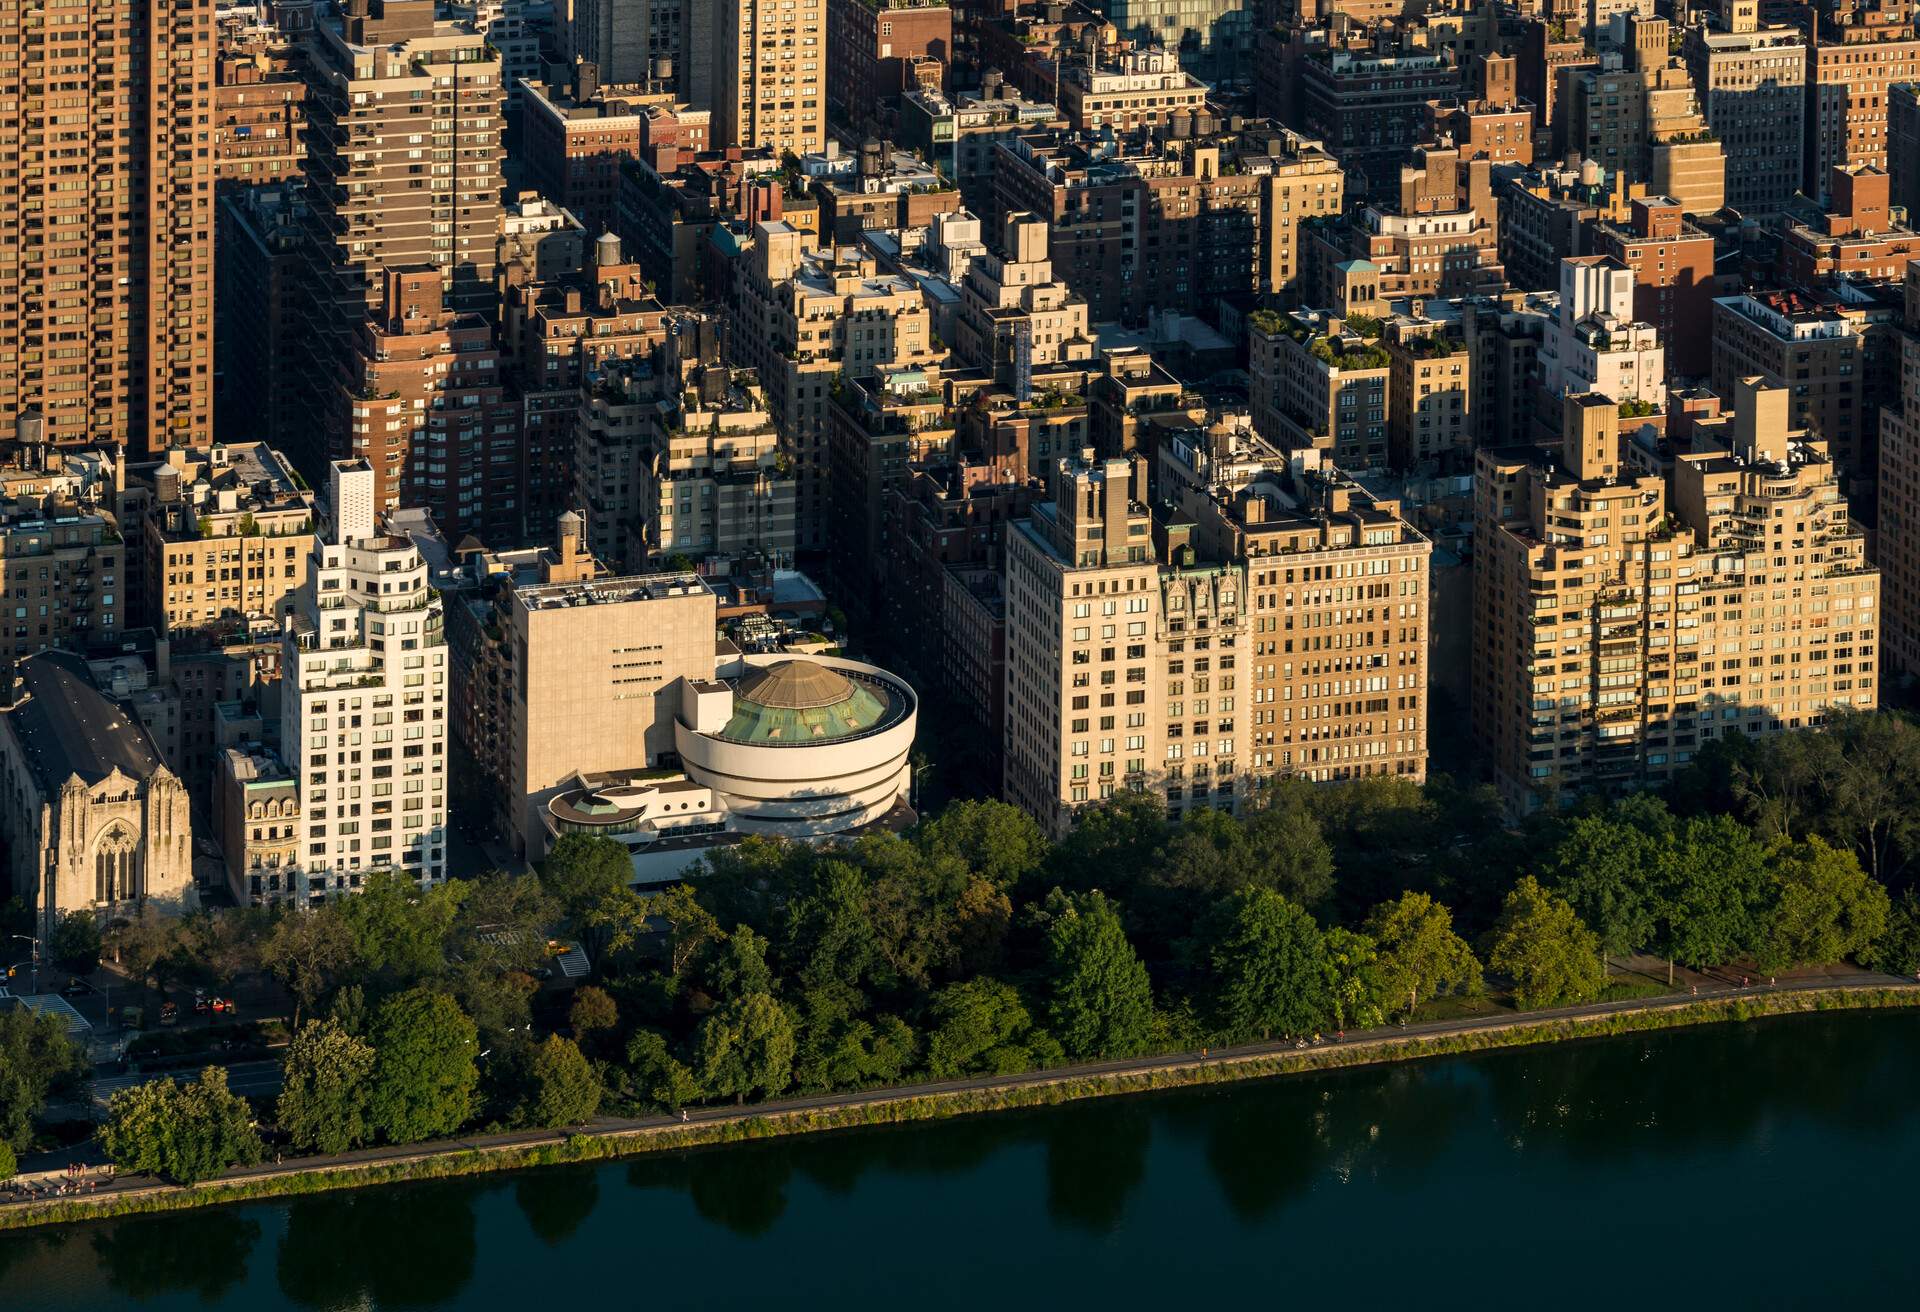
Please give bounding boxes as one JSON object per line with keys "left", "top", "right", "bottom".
{"left": 517, "top": 572, "right": 712, "bottom": 611}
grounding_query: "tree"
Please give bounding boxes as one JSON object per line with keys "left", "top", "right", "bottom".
{"left": 526, "top": 1036, "right": 603, "bottom": 1129}
{"left": 1823, "top": 711, "right": 1920, "bottom": 882}
{"left": 110, "top": 906, "right": 190, "bottom": 996}
{"left": 1240, "top": 781, "right": 1336, "bottom": 909}
{"left": 623, "top": 1029, "right": 702, "bottom": 1112}
{"left": 1045, "top": 791, "right": 1165, "bottom": 899}
{"left": 569, "top": 986, "right": 618, "bottom": 1040}
{"left": 1321, "top": 927, "right": 1388, "bottom": 1030}
{"left": 0, "top": 1006, "right": 89, "bottom": 1152}
{"left": 367, "top": 989, "right": 478, "bottom": 1144}
{"left": 538, "top": 834, "right": 634, "bottom": 921}
{"left": 641, "top": 884, "right": 720, "bottom": 978}
{"left": 1200, "top": 888, "right": 1332, "bottom": 1040}
{"left": 447, "top": 872, "right": 558, "bottom": 976}
{"left": 1043, "top": 890, "right": 1154, "bottom": 1060}
{"left": 782, "top": 861, "right": 883, "bottom": 995}
{"left": 1658, "top": 816, "right": 1774, "bottom": 972}
{"left": 0, "top": 1140, "right": 14, "bottom": 1182}
{"left": 336, "top": 870, "right": 464, "bottom": 987}
{"left": 1870, "top": 890, "right": 1920, "bottom": 977}
{"left": 276, "top": 1020, "right": 376, "bottom": 1155}
{"left": 924, "top": 979, "right": 1055, "bottom": 1078}
{"left": 48, "top": 910, "right": 101, "bottom": 975}
{"left": 100, "top": 1067, "right": 263, "bottom": 1185}
{"left": 918, "top": 799, "right": 1047, "bottom": 888}
{"left": 1543, "top": 796, "right": 1667, "bottom": 965}
{"left": 694, "top": 993, "right": 796, "bottom": 1102}
{"left": 1364, "top": 892, "right": 1482, "bottom": 1017}
{"left": 703, "top": 925, "right": 774, "bottom": 1003}
{"left": 1761, "top": 836, "right": 1891, "bottom": 971}
{"left": 1486, "top": 877, "right": 1607, "bottom": 1010}
{"left": 263, "top": 908, "right": 355, "bottom": 1027}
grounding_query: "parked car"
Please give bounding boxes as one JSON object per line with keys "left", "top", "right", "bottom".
{"left": 159, "top": 1002, "right": 179, "bottom": 1026}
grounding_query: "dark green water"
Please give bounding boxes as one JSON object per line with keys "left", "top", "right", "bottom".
{"left": 7, "top": 1011, "right": 1918, "bottom": 1309}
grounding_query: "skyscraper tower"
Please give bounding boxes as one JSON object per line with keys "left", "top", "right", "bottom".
{"left": 0, "top": 0, "right": 216, "bottom": 452}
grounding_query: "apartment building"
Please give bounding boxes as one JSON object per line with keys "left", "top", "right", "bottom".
{"left": 828, "top": 368, "right": 960, "bottom": 618}
{"left": 217, "top": 183, "right": 311, "bottom": 448}
{"left": 1163, "top": 432, "right": 1432, "bottom": 791}
{"left": 138, "top": 443, "right": 315, "bottom": 639}
{"left": 338, "top": 268, "right": 522, "bottom": 544}
{"left": 297, "top": 1, "right": 505, "bottom": 471}
{"left": 1054, "top": 47, "right": 1208, "bottom": 133}
{"left": 1683, "top": 0, "right": 1807, "bottom": 216}
{"left": 733, "top": 223, "right": 942, "bottom": 550}
{"left": 281, "top": 460, "right": 449, "bottom": 896}
{"left": 1778, "top": 164, "right": 1920, "bottom": 286}
{"left": 498, "top": 224, "right": 674, "bottom": 538}
{"left": 1297, "top": 31, "right": 1464, "bottom": 187}
{"left": 0, "top": 0, "right": 214, "bottom": 452}
{"left": 1425, "top": 53, "right": 1535, "bottom": 166}
{"left": 1384, "top": 316, "right": 1473, "bottom": 471}
{"left": 714, "top": 0, "right": 827, "bottom": 156}
{"left": 1474, "top": 385, "right": 1877, "bottom": 813}
{"left": 826, "top": 0, "right": 953, "bottom": 133}
{"left": 648, "top": 365, "right": 798, "bottom": 565}
{"left": 1497, "top": 160, "right": 1640, "bottom": 292}
{"left": 1537, "top": 256, "right": 1668, "bottom": 412}
{"left": 1589, "top": 197, "right": 1718, "bottom": 377}
{"left": 800, "top": 140, "right": 961, "bottom": 248}
{"left": 214, "top": 8, "right": 310, "bottom": 191}
{"left": 520, "top": 71, "right": 680, "bottom": 238}
{"left": 215, "top": 747, "right": 301, "bottom": 907}
{"left": 898, "top": 82, "right": 1062, "bottom": 217}
{"left": 1003, "top": 452, "right": 1229, "bottom": 832}
{"left": 0, "top": 448, "right": 124, "bottom": 673}
{"left": 1306, "top": 146, "right": 1506, "bottom": 306}
{"left": 1248, "top": 309, "right": 1392, "bottom": 469}
{"left": 570, "top": 0, "right": 685, "bottom": 85}
{"left": 1806, "top": 0, "right": 1920, "bottom": 199}
{"left": 1711, "top": 290, "right": 1875, "bottom": 480}
{"left": 1877, "top": 262, "right": 1920, "bottom": 672}
{"left": 955, "top": 213, "right": 1095, "bottom": 382}
{"left": 1565, "top": 15, "right": 1725, "bottom": 216}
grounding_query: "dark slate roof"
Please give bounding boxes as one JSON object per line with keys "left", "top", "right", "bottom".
{"left": 7, "top": 650, "right": 166, "bottom": 793}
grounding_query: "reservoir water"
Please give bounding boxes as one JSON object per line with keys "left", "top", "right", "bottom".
{"left": 6, "top": 1009, "right": 1917, "bottom": 1309}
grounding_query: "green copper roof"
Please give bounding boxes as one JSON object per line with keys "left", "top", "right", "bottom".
{"left": 716, "top": 662, "right": 896, "bottom": 744}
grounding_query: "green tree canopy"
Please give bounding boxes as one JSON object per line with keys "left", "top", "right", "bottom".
{"left": 0, "top": 1006, "right": 89, "bottom": 1152}
{"left": 367, "top": 988, "right": 478, "bottom": 1144}
{"left": 694, "top": 993, "right": 796, "bottom": 1102}
{"left": 526, "top": 1035, "right": 603, "bottom": 1129}
{"left": 100, "top": 1067, "right": 263, "bottom": 1185}
{"left": 1199, "top": 888, "right": 1332, "bottom": 1041}
{"left": 538, "top": 834, "right": 635, "bottom": 921}
{"left": 570, "top": 986, "right": 619, "bottom": 1039}
{"left": 1657, "top": 815, "right": 1774, "bottom": 969}
{"left": 1761, "top": 835, "right": 1891, "bottom": 971}
{"left": 1486, "top": 876, "right": 1606, "bottom": 1009}
{"left": 49, "top": 910, "right": 102, "bottom": 975}
{"left": 624, "top": 1029, "right": 702, "bottom": 1112}
{"left": 918, "top": 799, "right": 1047, "bottom": 888}
{"left": 703, "top": 925, "right": 775, "bottom": 1004}
{"left": 1364, "top": 891, "right": 1482, "bottom": 1016}
{"left": 1870, "top": 889, "right": 1920, "bottom": 977}
{"left": 263, "top": 906, "right": 356, "bottom": 1027}
{"left": 924, "top": 979, "right": 1057, "bottom": 1078}
{"left": 336, "top": 870, "right": 464, "bottom": 988}
{"left": 1542, "top": 794, "right": 1669, "bottom": 960}
{"left": 1043, "top": 890, "right": 1154, "bottom": 1060}
{"left": 1320, "top": 926, "right": 1387, "bottom": 1030}
{"left": 276, "top": 1019, "right": 376, "bottom": 1155}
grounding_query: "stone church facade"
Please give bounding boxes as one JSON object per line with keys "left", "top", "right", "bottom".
{"left": 0, "top": 652, "right": 193, "bottom": 939}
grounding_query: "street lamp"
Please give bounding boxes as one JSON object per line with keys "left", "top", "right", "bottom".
{"left": 9, "top": 935, "right": 40, "bottom": 995}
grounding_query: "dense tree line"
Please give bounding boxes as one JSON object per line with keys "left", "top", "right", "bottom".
{"left": 15, "top": 712, "right": 1920, "bottom": 1177}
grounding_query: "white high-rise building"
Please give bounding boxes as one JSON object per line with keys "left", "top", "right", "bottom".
{"left": 282, "top": 460, "right": 450, "bottom": 898}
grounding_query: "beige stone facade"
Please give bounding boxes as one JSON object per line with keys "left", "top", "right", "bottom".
{"left": 1475, "top": 386, "right": 1878, "bottom": 814}
{"left": 0, "top": 652, "right": 194, "bottom": 937}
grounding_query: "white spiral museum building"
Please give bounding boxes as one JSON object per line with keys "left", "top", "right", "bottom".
{"left": 673, "top": 655, "right": 919, "bottom": 836}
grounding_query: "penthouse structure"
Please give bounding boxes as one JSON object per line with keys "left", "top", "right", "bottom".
{"left": 1474, "top": 384, "right": 1877, "bottom": 813}
{"left": 1054, "top": 47, "right": 1208, "bottom": 133}
{"left": 1711, "top": 289, "right": 1876, "bottom": 479}
{"left": 1537, "top": 256, "right": 1668, "bottom": 412}
{"left": 1778, "top": 164, "right": 1920, "bottom": 286}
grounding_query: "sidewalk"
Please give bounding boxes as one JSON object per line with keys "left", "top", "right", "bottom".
{"left": 6, "top": 968, "right": 1914, "bottom": 1223}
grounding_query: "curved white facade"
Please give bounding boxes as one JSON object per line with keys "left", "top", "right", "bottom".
{"left": 673, "top": 654, "right": 918, "bottom": 837}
